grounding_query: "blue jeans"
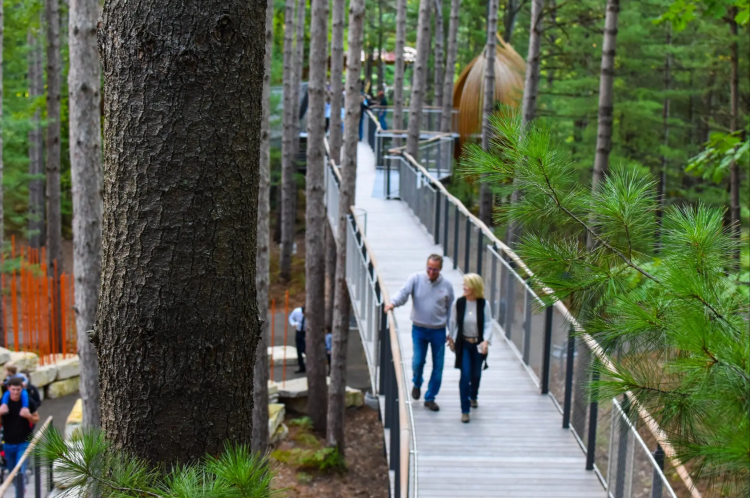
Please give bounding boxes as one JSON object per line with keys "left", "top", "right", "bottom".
{"left": 5, "top": 442, "right": 29, "bottom": 498}
{"left": 460, "top": 342, "right": 484, "bottom": 414}
{"left": 411, "top": 325, "right": 446, "bottom": 402}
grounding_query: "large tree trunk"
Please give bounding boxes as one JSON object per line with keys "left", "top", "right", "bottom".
{"left": 325, "top": 224, "right": 336, "bottom": 330}
{"left": 503, "top": 0, "right": 518, "bottom": 43}
{"left": 45, "top": 0, "right": 63, "bottom": 272}
{"left": 656, "top": 26, "right": 671, "bottom": 249}
{"left": 591, "top": 0, "right": 620, "bottom": 191}
{"left": 280, "top": 0, "right": 300, "bottom": 282}
{"left": 28, "top": 30, "right": 45, "bottom": 249}
{"left": 393, "top": 0, "right": 407, "bottom": 132}
{"left": 291, "top": 0, "right": 307, "bottom": 155}
{"left": 433, "top": 0, "right": 445, "bottom": 109}
{"left": 478, "top": 0, "right": 498, "bottom": 227}
{"left": 439, "top": 0, "right": 460, "bottom": 133}
{"left": 406, "top": 0, "right": 434, "bottom": 158}
{"left": 327, "top": 0, "right": 364, "bottom": 451}
{"left": 69, "top": 0, "right": 102, "bottom": 429}
{"left": 0, "top": 0, "right": 4, "bottom": 347}
{"left": 727, "top": 10, "right": 740, "bottom": 254}
{"left": 96, "top": 0, "right": 264, "bottom": 464}
{"left": 305, "top": 0, "right": 329, "bottom": 433}
{"left": 252, "top": 0, "right": 275, "bottom": 454}
{"left": 328, "top": 0, "right": 346, "bottom": 161}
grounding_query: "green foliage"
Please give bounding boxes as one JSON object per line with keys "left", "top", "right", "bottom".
{"left": 462, "top": 112, "right": 750, "bottom": 494}
{"left": 686, "top": 131, "right": 749, "bottom": 183}
{"left": 287, "top": 416, "right": 313, "bottom": 430}
{"left": 37, "top": 428, "right": 276, "bottom": 498}
{"left": 272, "top": 447, "right": 346, "bottom": 474}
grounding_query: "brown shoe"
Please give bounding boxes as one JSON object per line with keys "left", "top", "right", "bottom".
{"left": 411, "top": 386, "right": 421, "bottom": 400}
{"left": 470, "top": 400, "right": 478, "bottom": 409}
{"left": 461, "top": 413, "right": 470, "bottom": 423}
{"left": 424, "top": 401, "right": 440, "bottom": 412}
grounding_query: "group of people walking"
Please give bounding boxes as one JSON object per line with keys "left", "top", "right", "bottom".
{"left": 386, "top": 254, "right": 491, "bottom": 423}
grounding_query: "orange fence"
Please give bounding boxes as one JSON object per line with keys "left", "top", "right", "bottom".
{"left": 1, "top": 236, "right": 77, "bottom": 365}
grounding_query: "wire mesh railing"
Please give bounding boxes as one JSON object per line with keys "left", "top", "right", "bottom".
{"left": 385, "top": 143, "right": 700, "bottom": 498}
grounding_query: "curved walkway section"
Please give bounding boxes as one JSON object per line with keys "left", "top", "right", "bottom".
{"left": 354, "top": 142, "right": 604, "bottom": 497}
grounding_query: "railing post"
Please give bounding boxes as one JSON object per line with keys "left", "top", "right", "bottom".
{"left": 389, "top": 362, "right": 399, "bottom": 471}
{"left": 490, "top": 250, "right": 498, "bottom": 319}
{"left": 541, "top": 306, "right": 553, "bottom": 394}
{"left": 522, "top": 290, "right": 532, "bottom": 365}
{"left": 34, "top": 450, "right": 41, "bottom": 498}
{"left": 464, "top": 217, "right": 471, "bottom": 272}
{"left": 614, "top": 396, "right": 631, "bottom": 498}
{"left": 562, "top": 325, "right": 575, "bottom": 428}
{"left": 453, "top": 204, "right": 459, "bottom": 269}
{"left": 386, "top": 156, "right": 391, "bottom": 199}
{"left": 434, "top": 190, "right": 441, "bottom": 245}
{"left": 476, "top": 235, "right": 483, "bottom": 276}
{"left": 504, "top": 262, "right": 516, "bottom": 339}
{"left": 585, "top": 369, "right": 599, "bottom": 471}
{"left": 443, "top": 195, "right": 449, "bottom": 256}
{"left": 652, "top": 445, "right": 665, "bottom": 498}
{"left": 379, "top": 306, "right": 387, "bottom": 398}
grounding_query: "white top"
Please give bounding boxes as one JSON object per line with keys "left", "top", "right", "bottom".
{"left": 448, "top": 299, "right": 493, "bottom": 344}
{"left": 288, "top": 307, "right": 305, "bottom": 331}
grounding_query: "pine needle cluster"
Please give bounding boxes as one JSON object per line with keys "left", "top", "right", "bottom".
{"left": 461, "top": 111, "right": 749, "bottom": 494}
{"left": 37, "top": 428, "right": 276, "bottom": 498}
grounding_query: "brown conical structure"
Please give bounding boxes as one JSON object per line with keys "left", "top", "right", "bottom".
{"left": 453, "top": 35, "right": 525, "bottom": 144}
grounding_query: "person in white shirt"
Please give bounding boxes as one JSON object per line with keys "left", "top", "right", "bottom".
{"left": 447, "top": 273, "right": 492, "bottom": 423}
{"left": 288, "top": 306, "right": 306, "bottom": 373}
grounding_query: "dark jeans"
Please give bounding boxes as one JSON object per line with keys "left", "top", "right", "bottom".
{"left": 411, "top": 325, "right": 446, "bottom": 402}
{"left": 295, "top": 330, "right": 306, "bottom": 371}
{"left": 5, "top": 442, "right": 29, "bottom": 498}
{"left": 459, "top": 342, "right": 484, "bottom": 414}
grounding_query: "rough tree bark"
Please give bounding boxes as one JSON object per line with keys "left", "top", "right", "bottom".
{"left": 0, "top": 0, "right": 4, "bottom": 346}
{"left": 280, "top": 0, "right": 299, "bottom": 282}
{"left": 591, "top": 0, "right": 620, "bottom": 191}
{"left": 393, "top": 0, "right": 407, "bottom": 132}
{"left": 28, "top": 31, "right": 45, "bottom": 249}
{"left": 325, "top": 224, "right": 336, "bottom": 331}
{"left": 478, "top": 0, "right": 498, "bottom": 227}
{"left": 327, "top": 0, "right": 364, "bottom": 451}
{"left": 305, "top": 0, "right": 330, "bottom": 433}
{"left": 433, "top": 0, "right": 445, "bottom": 109}
{"left": 406, "top": 0, "right": 434, "bottom": 158}
{"left": 727, "top": 9, "right": 740, "bottom": 253}
{"left": 656, "top": 26, "right": 670, "bottom": 248}
{"left": 69, "top": 0, "right": 102, "bottom": 429}
{"left": 291, "top": 0, "right": 307, "bottom": 155}
{"left": 96, "top": 0, "right": 264, "bottom": 464}
{"left": 440, "top": 0, "right": 460, "bottom": 133}
{"left": 45, "top": 0, "right": 63, "bottom": 271}
{"left": 252, "top": 0, "right": 275, "bottom": 453}
{"left": 328, "top": 0, "right": 346, "bottom": 161}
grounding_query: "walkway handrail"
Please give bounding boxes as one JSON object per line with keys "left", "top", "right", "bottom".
{"left": 348, "top": 207, "right": 412, "bottom": 498}
{"left": 0, "top": 416, "right": 53, "bottom": 497}
{"left": 392, "top": 144, "right": 700, "bottom": 497}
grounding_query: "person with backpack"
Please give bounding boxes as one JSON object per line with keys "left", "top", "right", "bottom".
{"left": 0, "top": 377, "right": 40, "bottom": 498}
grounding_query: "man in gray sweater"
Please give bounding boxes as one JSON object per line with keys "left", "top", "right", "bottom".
{"left": 385, "top": 254, "right": 455, "bottom": 411}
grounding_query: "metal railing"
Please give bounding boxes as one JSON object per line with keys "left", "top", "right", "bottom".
{"left": 324, "top": 137, "right": 413, "bottom": 497}
{"left": 368, "top": 106, "right": 459, "bottom": 134}
{"left": 382, "top": 142, "right": 700, "bottom": 498}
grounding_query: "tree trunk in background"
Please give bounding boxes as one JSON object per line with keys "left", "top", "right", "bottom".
{"left": 45, "top": 0, "right": 63, "bottom": 272}
{"left": 727, "top": 10, "right": 740, "bottom": 255}
{"left": 406, "top": 0, "right": 434, "bottom": 158}
{"left": 252, "top": 0, "right": 275, "bottom": 454}
{"left": 702, "top": 71, "right": 715, "bottom": 144}
{"left": 291, "top": 0, "right": 307, "bottom": 155}
{"left": 69, "top": 0, "right": 102, "bottom": 429}
{"left": 433, "top": 0, "right": 445, "bottom": 109}
{"left": 506, "top": 0, "right": 542, "bottom": 244}
{"left": 28, "top": 31, "right": 45, "bottom": 249}
{"left": 365, "top": 46, "right": 374, "bottom": 92}
{"left": 305, "top": 0, "right": 330, "bottom": 434}
{"left": 393, "top": 0, "right": 407, "bottom": 132}
{"left": 329, "top": 0, "right": 345, "bottom": 161}
{"left": 327, "top": 0, "right": 364, "bottom": 451}
{"left": 440, "top": 0, "right": 460, "bottom": 133}
{"left": 656, "top": 26, "right": 670, "bottom": 250}
{"left": 0, "top": 0, "right": 4, "bottom": 347}
{"left": 547, "top": 0, "right": 556, "bottom": 87}
{"left": 325, "top": 224, "right": 336, "bottom": 330}
{"left": 591, "top": 0, "right": 619, "bottom": 191}
{"left": 280, "top": 0, "right": 299, "bottom": 281}
{"left": 503, "top": 0, "right": 518, "bottom": 43}
{"left": 96, "top": 0, "right": 264, "bottom": 464}
{"left": 377, "top": 0, "right": 385, "bottom": 93}
{"left": 478, "top": 0, "right": 498, "bottom": 227}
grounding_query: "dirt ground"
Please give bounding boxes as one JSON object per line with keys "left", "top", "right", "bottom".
{"left": 270, "top": 407, "right": 389, "bottom": 498}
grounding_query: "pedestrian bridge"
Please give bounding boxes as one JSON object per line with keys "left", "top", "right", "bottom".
{"left": 323, "top": 109, "right": 694, "bottom": 498}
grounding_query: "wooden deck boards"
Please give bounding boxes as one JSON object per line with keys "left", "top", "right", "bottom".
{"left": 353, "top": 143, "right": 604, "bottom": 497}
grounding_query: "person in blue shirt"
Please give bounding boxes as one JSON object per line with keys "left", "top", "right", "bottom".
{"left": 289, "top": 306, "right": 306, "bottom": 373}
{"left": 1, "top": 365, "right": 29, "bottom": 409}
{"left": 325, "top": 327, "right": 333, "bottom": 373}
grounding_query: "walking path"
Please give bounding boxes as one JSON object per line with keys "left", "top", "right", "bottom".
{"left": 354, "top": 142, "right": 605, "bottom": 497}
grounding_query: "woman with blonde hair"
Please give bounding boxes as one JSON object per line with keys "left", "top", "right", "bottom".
{"left": 448, "top": 273, "right": 493, "bottom": 423}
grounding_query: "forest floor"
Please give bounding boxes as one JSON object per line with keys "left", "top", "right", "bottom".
{"left": 270, "top": 407, "right": 389, "bottom": 498}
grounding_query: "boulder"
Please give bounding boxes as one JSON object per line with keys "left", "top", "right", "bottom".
{"left": 55, "top": 356, "right": 80, "bottom": 380}
{"left": 47, "top": 377, "right": 79, "bottom": 399}
{"left": 268, "top": 380, "right": 279, "bottom": 403}
{"left": 65, "top": 399, "right": 83, "bottom": 440}
{"left": 30, "top": 364, "right": 58, "bottom": 387}
{"left": 270, "top": 423, "right": 289, "bottom": 444}
{"left": 267, "top": 346, "right": 300, "bottom": 365}
{"left": 345, "top": 386, "right": 364, "bottom": 408}
{"left": 278, "top": 377, "right": 364, "bottom": 413}
{"left": 268, "top": 403, "right": 285, "bottom": 436}
{"left": 0, "top": 348, "right": 11, "bottom": 365}
{"left": 7, "top": 351, "right": 38, "bottom": 372}
{"left": 276, "top": 376, "right": 310, "bottom": 398}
